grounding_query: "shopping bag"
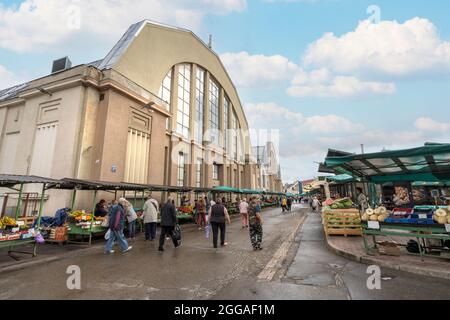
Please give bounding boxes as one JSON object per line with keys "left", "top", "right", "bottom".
{"left": 35, "top": 233, "right": 45, "bottom": 244}
{"left": 104, "top": 229, "right": 111, "bottom": 240}
{"left": 205, "top": 223, "right": 210, "bottom": 239}
{"left": 101, "top": 216, "right": 109, "bottom": 228}
{"left": 173, "top": 224, "right": 182, "bottom": 246}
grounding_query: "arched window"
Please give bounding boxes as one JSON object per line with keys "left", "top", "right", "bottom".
{"left": 159, "top": 68, "right": 172, "bottom": 130}
{"left": 195, "top": 67, "right": 205, "bottom": 144}
{"left": 209, "top": 78, "right": 220, "bottom": 145}
{"left": 177, "top": 64, "right": 191, "bottom": 138}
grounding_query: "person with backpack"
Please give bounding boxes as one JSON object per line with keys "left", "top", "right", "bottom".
{"left": 248, "top": 197, "right": 263, "bottom": 250}
{"left": 159, "top": 197, "right": 180, "bottom": 252}
{"left": 208, "top": 198, "right": 231, "bottom": 249}
{"left": 281, "top": 197, "right": 287, "bottom": 212}
{"left": 105, "top": 198, "right": 132, "bottom": 254}
{"left": 142, "top": 196, "right": 159, "bottom": 241}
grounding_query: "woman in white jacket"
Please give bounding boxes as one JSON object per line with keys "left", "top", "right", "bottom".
{"left": 142, "top": 197, "right": 159, "bottom": 241}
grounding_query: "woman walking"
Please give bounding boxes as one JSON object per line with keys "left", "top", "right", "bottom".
{"left": 239, "top": 198, "right": 249, "bottom": 228}
{"left": 248, "top": 197, "right": 263, "bottom": 250}
{"left": 105, "top": 198, "right": 132, "bottom": 254}
{"left": 207, "top": 199, "right": 231, "bottom": 249}
{"left": 197, "top": 198, "right": 207, "bottom": 230}
{"left": 142, "top": 196, "right": 159, "bottom": 241}
{"left": 124, "top": 199, "right": 138, "bottom": 239}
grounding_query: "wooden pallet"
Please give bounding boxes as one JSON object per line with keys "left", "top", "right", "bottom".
{"left": 324, "top": 209, "right": 362, "bottom": 237}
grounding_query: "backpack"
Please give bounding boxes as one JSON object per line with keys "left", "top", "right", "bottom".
{"left": 406, "top": 240, "right": 420, "bottom": 253}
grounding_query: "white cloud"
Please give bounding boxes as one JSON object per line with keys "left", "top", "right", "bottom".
{"left": 303, "top": 18, "right": 450, "bottom": 78}
{"left": 245, "top": 102, "right": 363, "bottom": 135}
{"left": 288, "top": 72, "right": 396, "bottom": 97}
{"left": 220, "top": 51, "right": 299, "bottom": 87}
{"left": 0, "top": 0, "right": 247, "bottom": 53}
{"left": 414, "top": 117, "right": 450, "bottom": 133}
{"left": 0, "top": 65, "right": 23, "bottom": 89}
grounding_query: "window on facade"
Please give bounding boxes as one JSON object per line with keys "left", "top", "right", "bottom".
{"left": 158, "top": 69, "right": 172, "bottom": 130}
{"left": 209, "top": 78, "right": 220, "bottom": 145}
{"left": 177, "top": 152, "right": 186, "bottom": 187}
{"left": 223, "top": 96, "right": 230, "bottom": 152}
{"left": 196, "top": 158, "right": 203, "bottom": 187}
{"left": 231, "top": 110, "right": 238, "bottom": 160}
{"left": 213, "top": 163, "right": 219, "bottom": 180}
{"left": 195, "top": 67, "right": 205, "bottom": 144}
{"left": 124, "top": 129, "right": 150, "bottom": 184}
{"left": 177, "top": 64, "right": 191, "bottom": 138}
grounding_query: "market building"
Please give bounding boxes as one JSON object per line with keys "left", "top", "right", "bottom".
{"left": 252, "top": 142, "right": 283, "bottom": 193}
{"left": 0, "top": 20, "right": 269, "bottom": 216}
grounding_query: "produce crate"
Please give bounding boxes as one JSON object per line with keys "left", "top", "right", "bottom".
{"left": 324, "top": 209, "right": 362, "bottom": 237}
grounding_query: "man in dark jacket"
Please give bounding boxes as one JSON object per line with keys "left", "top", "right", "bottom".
{"left": 159, "top": 197, "right": 180, "bottom": 251}
{"left": 104, "top": 198, "right": 132, "bottom": 254}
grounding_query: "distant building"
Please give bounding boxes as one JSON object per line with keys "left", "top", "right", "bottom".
{"left": 252, "top": 142, "right": 283, "bottom": 193}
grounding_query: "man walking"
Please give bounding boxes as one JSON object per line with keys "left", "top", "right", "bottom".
{"left": 159, "top": 197, "right": 180, "bottom": 251}
{"left": 142, "top": 196, "right": 159, "bottom": 241}
{"left": 105, "top": 198, "right": 133, "bottom": 254}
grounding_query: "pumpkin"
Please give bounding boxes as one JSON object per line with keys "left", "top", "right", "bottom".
{"left": 437, "top": 216, "right": 447, "bottom": 225}
{"left": 377, "top": 215, "right": 386, "bottom": 222}
{"left": 447, "top": 215, "right": 450, "bottom": 224}
{"left": 361, "top": 213, "right": 369, "bottom": 221}
{"left": 374, "top": 208, "right": 381, "bottom": 215}
{"left": 366, "top": 208, "right": 374, "bottom": 216}
{"left": 370, "top": 215, "right": 379, "bottom": 221}
{"left": 379, "top": 206, "right": 387, "bottom": 214}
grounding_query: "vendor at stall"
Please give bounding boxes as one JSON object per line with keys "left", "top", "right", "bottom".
{"left": 94, "top": 199, "right": 108, "bottom": 217}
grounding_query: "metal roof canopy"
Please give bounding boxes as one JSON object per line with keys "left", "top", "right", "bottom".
{"left": 0, "top": 174, "right": 68, "bottom": 190}
{"left": 325, "top": 143, "right": 450, "bottom": 183}
{"left": 326, "top": 174, "right": 357, "bottom": 183}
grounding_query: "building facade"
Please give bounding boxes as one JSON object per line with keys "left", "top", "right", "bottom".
{"left": 0, "top": 20, "right": 272, "bottom": 215}
{"left": 252, "top": 142, "right": 283, "bottom": 193}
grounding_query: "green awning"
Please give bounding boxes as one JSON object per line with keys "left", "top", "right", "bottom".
{"left": 212, "top": 186, "right": 243, "bottom": 193}
{"left": 411, "top": 181, "right": 450, "bottom": 187}
{"left": 324, "top": 143, "right": 450, "bottom": 183}
{"left": 241, "top": 189, "right": 263, "bottom": 194}
{"left": 326, "top": 174, "right": 355, "bottom": 183}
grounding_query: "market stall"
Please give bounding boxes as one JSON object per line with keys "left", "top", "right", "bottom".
{"left": 324, "top": 143, "right": 450, "bottom": 259}
{"left": 60, "top": 178, "right": 150, "bottom": 245}
{"left": 0, "top": 175, "right": 66, "bottom": 257}
{"left": 211, "top": 186, "right": 243, "bottom": 214}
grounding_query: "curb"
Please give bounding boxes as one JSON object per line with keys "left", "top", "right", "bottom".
{"left": 325, "top": 235, "right": 450, "bottom": 280}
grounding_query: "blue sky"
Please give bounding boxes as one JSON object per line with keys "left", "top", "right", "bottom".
{"left": 1, "top": 0, "right": 449, "bottom": 183}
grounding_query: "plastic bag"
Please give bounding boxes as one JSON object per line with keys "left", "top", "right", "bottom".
{"left": 104, "top": 229, "right": 111, "bottom": 240}
{"left": 35, "top": 233, "right": 45, "bottom": 244}
{"left": 205, "top": 224, "right": 210, "bottom": 239}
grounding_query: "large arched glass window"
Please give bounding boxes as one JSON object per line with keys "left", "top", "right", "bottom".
{"left": 177, "top": 64, "right": 191, "bottom": 138}
{"left": 159, "top": 68, "right": 172, "bottom": 130}
{"left": 223, "top": 96, "right": 230, "bottom": 152}
{"left": 195, "top": 67, "right": 205, "bottom": 144}
{"left": 209, "top": 78, "right": 220, "bottom": 145}
{"left": 231, "top": 110, "right": 238, "bottom": 160}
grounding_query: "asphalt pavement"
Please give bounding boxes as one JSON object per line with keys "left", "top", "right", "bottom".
{"left": 1, "top": 204, "right": 449, "bottom": 300}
